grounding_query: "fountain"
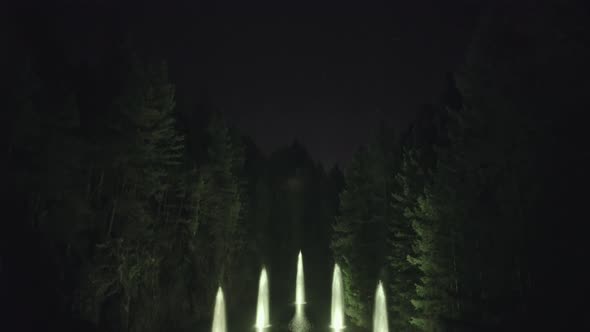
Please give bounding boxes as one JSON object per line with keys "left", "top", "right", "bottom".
{"left": 255, "top": 267, "right": 271, "bottom": 330}
{"left": 289, "top": 251, "right": 310, "bottom": 332}
{"left": 373, "top": 281, "right": 389, "bottom": 332}
{"left": 211, "top": 286, "right": 227, "bottom": 332}
{"left": 295, "top": 251, "right": 306, "bottom": 305}
{"left": 330, "top": 264, "right": 345, "bottom": 330}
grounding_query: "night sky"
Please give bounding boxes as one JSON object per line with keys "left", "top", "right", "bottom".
{"left": 179, "top": 0, "right": 479, "bottom": 166}
{"left": 11, "top": 0, "right": 480, "bottom": 166}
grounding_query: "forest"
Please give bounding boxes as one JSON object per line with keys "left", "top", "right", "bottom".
{"left": 4, "top": 0, "right": 588, "bottom": 331}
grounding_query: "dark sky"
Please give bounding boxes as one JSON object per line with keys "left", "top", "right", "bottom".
{"left": 11, "top": 0, "right": 480, "bottom": 166}
{"left": 182, "top": 0, "right": 479, "bottom": 166}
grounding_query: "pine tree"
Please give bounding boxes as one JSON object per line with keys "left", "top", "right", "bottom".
{"left": 81, "top": 59, "right": 185, "bottom": 332}
{"left": 331, "top": 139, "right": 391, "bottom": 328}
{"left": 387, "top": 151, "right": 422, "bottom": 331}
{"left": 197, "top": 112, "right": 245, "bottom": 302}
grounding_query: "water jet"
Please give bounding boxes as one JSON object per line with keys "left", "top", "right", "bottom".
{"left": 373, "top": 281, "right": 389, "bottom": 332}
{"left": 330, "top": 263, "right": 345, "bottom": 330}
{"left": 211, "top": 287, "right": 227, "bottom": 332}
{"left": 295, "top": 251, "right": 306, "bottom": 305}
{"left": 255, "top": 267, "right": 270, "bottom": 330}
{"left": 289, "top": 251, "right": 310, "bottom": 332}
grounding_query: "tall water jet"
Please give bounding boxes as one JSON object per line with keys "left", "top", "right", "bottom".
{"left": 295, "top": 251, "right": 305, "bottom": 305}
{"left": 373, "top": 281, "right": 389, "bottom": 332}
{"left": 289, "top": 251, "right": 310, "bottom": 332}
{"left": 211, "top": 287, "right": 227, "bottom": 332}
{"left": 255, "top": 267, "right": 270, "bottom": 330}
{"left": 330, "top": 264, "right": 345, "bottom": 330}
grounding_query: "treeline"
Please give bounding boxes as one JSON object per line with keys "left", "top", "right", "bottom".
{"left": 332, "top": 1, "right": 588, "bottom": 331}
{"left": 4, "top": 16, "right": 342, "bottom": 332}
{"left": 5, "top": 48, "right": 247, "bottom": 330}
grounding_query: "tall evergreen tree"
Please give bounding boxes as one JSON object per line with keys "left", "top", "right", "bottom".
{"left": 331, "top": 137, "right": 392, "bottom": 328}
{"left": 197, "top": 112, "right": 245, "bottom": 304}
{"left": 79, "top": 59, "right": 185, "bottom": 332}
{"left": 387, "top": 150, "right": 423, "bottom": 331}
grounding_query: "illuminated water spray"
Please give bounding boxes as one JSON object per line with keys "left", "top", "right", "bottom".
{"left": 373, "top": 281, "right": 389, "bottom": 332}
{"left": 295, "top": 251, "right": 306, "bottom": 305}
{"left": 289, "top": 250, "right": 310, "bottom": 332}
{"left": 330, "top": 264, "right": 345, "bottom": 330}
{"left": 255, "top": 267, "right": 270, "bottom": 330}
{"left": 211, "top": 287, "right": 227, "bottom": 332}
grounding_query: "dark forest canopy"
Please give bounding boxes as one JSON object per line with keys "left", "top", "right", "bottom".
{"left": 3, "top": 0, "right": 589, "bottom": 331}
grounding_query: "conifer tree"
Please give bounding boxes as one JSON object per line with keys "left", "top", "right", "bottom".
{"left": 81, "top": 59, "right": 185, "bottom": 331}
{"left": 387, "top": 151, "right": 422, "bottom": 331}
{"left": 331, "top": 139, "right": 391, "bottom": 328}
{"left": 197, "top": 112, "right": 245, "bottom": 300}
